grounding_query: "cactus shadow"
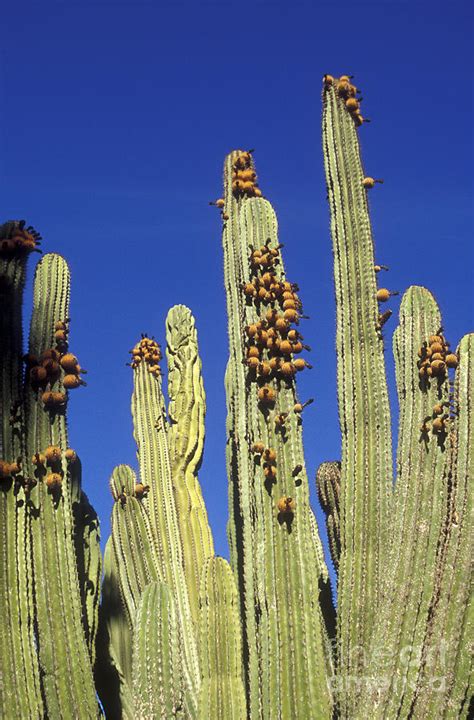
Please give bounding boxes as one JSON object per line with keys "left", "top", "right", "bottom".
{"left": 277, "top": 512, "right": 294, "bottom": 533}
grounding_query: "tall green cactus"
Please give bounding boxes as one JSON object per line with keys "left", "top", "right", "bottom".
{"left": 220, "top": 154, "right": 334, "bottom": 719}
{"left": 97, "top": 305, "right": 245, "bottom": 720}
{"left": 321, "top": 75, "right": 472, "bottom": 719}
{"left": 0, "top": 224, "right": 101, "bottom": 718}
{"left": 1, "top": 75, "right": 472, "bottom": 720}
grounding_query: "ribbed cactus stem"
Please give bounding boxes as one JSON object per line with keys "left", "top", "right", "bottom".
{"left": 131, "top": 341, "right": 200, "bottom": 701}
{"left": 316, "top": 461, "right": 341, "bottom": 571}
{"left": 166, "top": 304, "right": 214, "bottom": 622}
{"left": 221, "top": 151, "right": 333, "bottom": 718}
{"left": 70, "top": 459, "right": 102, "bottom": 664}
{"left": 133, "top": 582, "right": 188, "bottom": 719}
{"left": 95, "top": 538, "right": 135, "bottom": 720}
{"left": 24, "top": 254, "right": 100, "bottom": 716}
{"left": 0, "top": 222, "right": 42, "bottom": 717}
{"left": 197, "top": 557, "right": 247, "bottom": 720}
{"left": 322, "top": 79, "right": 393, "bottom": 712}
{"left": 362, "top": 286, "right": 451, "bottom": 717}
{"left": 109, "top": 470, "right": 161, "bottom": 626}
{"left": 404, "top": 333, "right": 473, "bottom": 718}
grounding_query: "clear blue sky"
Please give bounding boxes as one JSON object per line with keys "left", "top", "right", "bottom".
{"left": 1, "top": 1, "right": 472, "bottom": 585}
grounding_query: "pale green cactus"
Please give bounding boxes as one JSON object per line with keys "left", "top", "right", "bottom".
{"left": 1, "top": 74, "right": 472, "bottom": 720}
{"left": 97, "top": 305, "right": 242, "bottom": 720}
{"left": 321, "top": 75, "right": 472, "bottom": 719}
{"left": 0, "top": 225, "right": 101, "bottom": 718}
{"left": 220, "top": 153, "right": 335, "bottom": 719}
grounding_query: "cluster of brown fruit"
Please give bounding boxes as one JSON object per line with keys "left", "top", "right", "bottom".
{"left": 0, "top": 458, "right": 22, "bottom": 480}
{"left": 113, "top": 482, "right": 150, "bottom": 506}
{"left": 420, "top": 400, "right": 455, "bottom": 439}
{"left": 209, "top": 197, "right": 229, "bottom": 222}
{"left": 0, "top": 221, "right": 41, "bottom": 256}
{"left": 323, "top": 74, "right": 368, "bottom": 127}
{"left": 252, "top": 443, "right": 278, "bottom": 482}
{"left": 231, "top": 150, "right": 262, "bottom": 199}
{"left": 243, "top": 244, "right": 311, "bottom": 387}
{"left": 277, "top": 496, "right": 296, "bottom": 516}
{"left": 417, "top": 332, "right": 458, "bottom": 381}
{"left": 129, "top": 335, "right": 162, "bottom": 378}
{"left": 31, "top": 445, "right": 76, "bottom": 494}
{"left": 26, "top": 323, "right": 87, "bottom": 411}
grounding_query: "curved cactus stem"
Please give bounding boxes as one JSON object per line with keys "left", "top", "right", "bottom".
{"left": 221, "top": 152, "right": 333, "bottom": 719}
{"left": 132, "top": 581, "right": 189, "bottom": 719}
{"left": 197, "top": 557, "right": 247, "bottom": 720}
{"left": 23, "top": 254, "right": 100, "bottom": 716}
{"left": 131, "top": 354, "right": 200, "bottom": 701}
{"left": 322, "top": 81, "right": 393, "bottom": 714}
{"left": 316, "top": 461, "right": 341, "bottom": 571}
{"left": 166, "top": 304, "right": 214, "bottom": 622}
{"left": 409, "top": 333, "right": 473, "bottom": 718}
{"left": 95, "top": 538, "right": 135, "bottom": 720}
{"left": 0, "top": 224, "right": 43, "bottom": 717}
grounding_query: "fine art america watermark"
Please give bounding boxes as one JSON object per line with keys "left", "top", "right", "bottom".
{"left": 328, "top": 640, "right": 450, "bottom": 695}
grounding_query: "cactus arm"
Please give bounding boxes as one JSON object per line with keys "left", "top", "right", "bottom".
{"left": 110, "top": 494, "right": 161, "bottom": 625}
{"left": 131, "top": 356, "right": 201, "bottom": 698}
{"left": 359, "top": 287, "right": 450, "bottom": 717}
{"left": 221, "top": 154, "right": 333, "bottom": 718}
{"left": 132, "top": 581, "right": 188, "bottom": 719}
{"left": 316, "top": 461, "right": 341, "bottom": 571}
{"left": 72, "top": 481, "right": 102, "bottom": 663}
{"left": 410, "top": 334, "right": 473, "bottom": 718}
{"left": 322, "top": 82, "right": 393, "bottom": 709}
{"left": 0, "top": 225, "right": 43, "bottom": 717}
{"left": 165, "top": 304, "right": 214, "bottom": 622}
{"left": 24, "top": 254, "right": 100, "bottom": 716}
{"left": 95, "top": 537, "right": 135, "bottom": 720}
{"left": 197, "top": 557, "right": 247, "bottom": 720}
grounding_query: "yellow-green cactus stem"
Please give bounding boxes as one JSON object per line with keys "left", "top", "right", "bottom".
{"left": 220, "top": 151, "right": 334, "bottom": 719}
{"left": 133, "top": 581, "right": 188, "bottom": 719}
{"left": 197, "top": 557, "right": 247, "bottom": 720}
{"left": 166, "top": 304, "right": 214, "bottom": 623}
{"left": 0, "top": 221, "right": 43, "bottom": 718}
{"left": 322, "top": 77, "right": 393, "bottom": 714}
{"left": 24, "top": 254, "right": 101, "bottom": 717}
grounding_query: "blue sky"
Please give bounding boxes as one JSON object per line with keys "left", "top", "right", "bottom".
{"left": 1, "top": 0, "right": 472, "bottom": 586}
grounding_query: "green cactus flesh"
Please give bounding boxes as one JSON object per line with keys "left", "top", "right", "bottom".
{"left": 221, "top": 152, "right": 334, "bottom": 719}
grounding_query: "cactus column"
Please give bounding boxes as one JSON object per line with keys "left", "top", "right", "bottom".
{"left": 220, "top": 152, "right": 334, "bottom": 719}
{"left": 322, "top": 79, "right": 393, "bottom": 714}
{"left": 0, "top": 223, "right": 101, "bottom": 718}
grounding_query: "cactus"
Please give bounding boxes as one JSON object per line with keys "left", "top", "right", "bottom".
{"left": 322, "top": 75, "right": 472, "bottom": 718}
{"left": 97, "top": 306, "right": 243, "bottom": 719}
{"left": 1, "top": 75, "right": 472, "bottom": 720}
{"left": 0, "top": 225, "right": 101, "bottom": 717}
{"left": 221, "top": 152, "right": 335, "bottom": 719}
{"left": 197, "top": 557, "right": 247, "bottom": 720}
